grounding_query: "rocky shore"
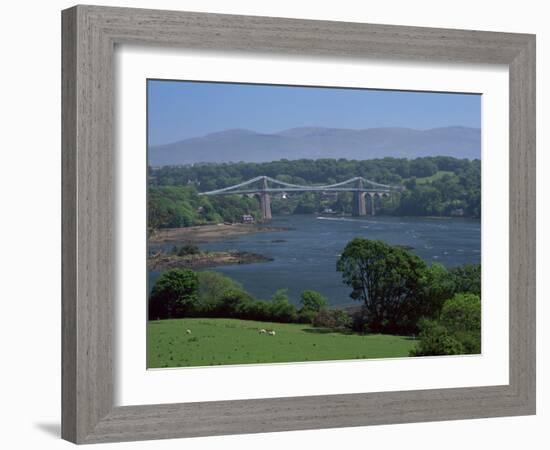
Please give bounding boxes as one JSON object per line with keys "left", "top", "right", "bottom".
{"left": 148, "top": 250, "right": 273, "bottom": 271}
{"left": 149, "top": 223, "right": 287, "bottom": 244}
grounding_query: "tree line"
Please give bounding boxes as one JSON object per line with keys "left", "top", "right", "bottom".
{"left": 148, "top": 156, "right": 481, "bottom": 229}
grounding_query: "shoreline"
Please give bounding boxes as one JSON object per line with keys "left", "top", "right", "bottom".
{"left": 148, "top": 250, "right": 273, "bottom": 271}
{"left": 149, "top": 223, "right": 288, "bottom": 244}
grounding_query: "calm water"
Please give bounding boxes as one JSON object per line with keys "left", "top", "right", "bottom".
{"left": 150, "top": 215, "right": 480, "bottom": 307}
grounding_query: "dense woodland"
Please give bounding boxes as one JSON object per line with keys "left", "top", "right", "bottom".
{"left": 148, "top": 156, "right": 481, "bottom": 229}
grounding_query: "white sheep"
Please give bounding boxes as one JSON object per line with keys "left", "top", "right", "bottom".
{"left": 186, "top": 329, "right": 192, "bottom": 334}
{"left": 259, "top": 329, "right": 267, "bottom": 334}
{"left": 268, "top": 330, "right": 276, "bottom": 336}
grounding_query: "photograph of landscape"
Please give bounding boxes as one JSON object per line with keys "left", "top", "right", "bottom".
{"left": 147, "top": 80, "right": 482, "bottom": 368}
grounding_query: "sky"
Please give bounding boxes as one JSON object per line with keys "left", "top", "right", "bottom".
{"left": 147, "top": 79, "right": 481, "bottom": 146}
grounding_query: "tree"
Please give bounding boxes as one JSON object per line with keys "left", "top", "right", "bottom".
{"left": 196, "top": 271, "right": 243, "bottom": 315}
{"left": 300, "top": 290, "right": 328, "bottom": 312}
{"left": 449, "top": 264, "right": 481, "bottom": 296}
{"left": 148, "top": 269, "right": 199, "bottom": 319}
{"left": 217, "top": 289, "right": 255, "bottom": 317}
{"left": 336, "top": 238, "right": 429, "bottom": 333}
{"left": 269, "top": 289, "right": 298, "bottom": 322}
{"left": 423, "top": 263, "right": 455, "bottom": 319}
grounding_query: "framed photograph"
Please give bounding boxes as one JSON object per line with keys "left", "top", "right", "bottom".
{"left": 62, "top": 5, "right": 536, "bottom": 444}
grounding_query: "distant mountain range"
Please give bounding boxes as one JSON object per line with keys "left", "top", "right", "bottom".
{"left": 148, "top": 126, "right": 481, "bottom": 166}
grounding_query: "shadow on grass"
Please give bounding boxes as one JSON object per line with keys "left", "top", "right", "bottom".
{"left": 302, "top": 327, "right": 359, "bottom": 336}
{"left": 303, "top": 328, "right": 418, "bottom": 339}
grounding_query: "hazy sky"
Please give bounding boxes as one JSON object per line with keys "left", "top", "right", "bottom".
{"left": 148, "top": 79, "right": 481, "bottom": 146}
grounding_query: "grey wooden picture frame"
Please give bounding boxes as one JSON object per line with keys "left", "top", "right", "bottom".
{"left": 62, "top": 4, "right": 536, "bottom": 444}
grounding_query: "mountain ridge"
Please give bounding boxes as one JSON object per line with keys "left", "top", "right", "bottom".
{"left": 149, "top": 126, "right": 481, "bottom": 166}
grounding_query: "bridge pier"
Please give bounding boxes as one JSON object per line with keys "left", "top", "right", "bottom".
{"left": 352, "top": 192, "right": 367, "bottom": 216}
{"left": 367, "top": 193, "right": 376, "bottom": 216}
{"left": 259, "top": 176, "right": 272, "bottom": 220}
{"left": 260, "top": 192, "right": 272, "bottom": 220}
{"left": 352, "top": 179, "right": 367, "bottom": 217}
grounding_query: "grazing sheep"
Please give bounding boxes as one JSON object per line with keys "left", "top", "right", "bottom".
{"left": 259, "top": 329, "right": 267, "bottom": 334}
{"left": 268, "top": 330, "right": 276, "bottom": 336}
{"left": 186, "top": 329, "right": 192, "bottom": 334}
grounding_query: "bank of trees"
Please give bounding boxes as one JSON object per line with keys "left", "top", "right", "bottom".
{"left": 149, "top": 270, "right": 328, "bottom": 324}
{"left": 151, "top": 156, "right": 477, "bottom": 188}
{"left": 336, "top": 238, "right": 481, "bottom": 354}
{"left": 148, "top": 185, "right": 261, "bottom": 230}
{"left": 148, "top": 157, "right": 481, "bottom": 226}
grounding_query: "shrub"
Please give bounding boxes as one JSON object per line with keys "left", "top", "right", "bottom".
{"left": 269, "top": 289, "right": 298, "bottom": 323}
{"left": 196, "top": 271, "right": 243, "bottom": 315}
{"left": 175, "top": 243, "right": 200, "bottom": 256}
{"left": 440, "top": 293, "right": 481, "bottom": 354}
{"left": 449, "top": 264, "right": 481, "bottom": 296}
{"left": 300, "top": 290, "right": 328, "bottom": 312}
{"left": 411, "top": 293, "right": 481, "bottom": 356}
{"left": 296, "top": 309, "right": 317, "bottom": 324}
{"left": 410, "top": 319, "right": 464, "bottom": 356}
{"left": 217, "top": 289, "right": 255, "bottom": 317}
{"left": 312, "top": 309, "right": 351, "bottom": 329}
{"left": 148, "top": 268, "right": 199, "bottom": 319}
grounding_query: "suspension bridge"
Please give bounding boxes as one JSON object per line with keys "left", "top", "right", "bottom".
{"left": 199, "top": 176, "right": 404, "bottom": 220}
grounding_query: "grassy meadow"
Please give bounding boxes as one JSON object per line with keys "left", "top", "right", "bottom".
{"left": 147, "top": 318, "right": 417, "bottom": 368}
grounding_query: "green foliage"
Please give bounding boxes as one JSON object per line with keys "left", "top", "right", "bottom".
{"left": 423, "top": 263, "right": 456, "bottom": 318}
{"left": 148, "top": 269, "right": 199, "bottom": 319}
{"left": 410, "top": 158, "right": 438, "bottom": 177}
{"left": 409, "top": 319, "right": 464, "bottom": 356}
{"left": 155, "top": 272, "right": 303, "bottom": 323}
{"left": 449, "top": 264, "right": 481, "bottom": 296}
{"left": 300, "top": 290, "right": 328, "bottom": 313}
{"left": 411, "top": 293, "right": 481, "bottom": 356}
{"left": 173, "top": 243, "right": 200, "bottom": 256}
{"left": 195, "top": 271, "right": 244, "bottom": 315}
{"left": 440, "top": 293, "right": 481, "bottom": 353}
{"left": 269, "top": 289, "right": 298, "bottom": 323}
{"left": 312, "top": 309, "right": 352, "bottom": 329}
{"left": 337, "top": 238, "right": 430, "bottom": 334}
{"left": 148, "top": 185, "right": 261, "bottom": 230}
{"left": 296, "top": 309, "right": 318, "bottom": 324}
{"left": 148, "top": 186, "right": 203, "bottom": 229}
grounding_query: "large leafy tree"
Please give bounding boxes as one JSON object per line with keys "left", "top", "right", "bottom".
{"left": 336, "top": 238, "right": 430, "bottom": 333}
{"left": 148, "top": 269, "right": 199, "bottom": 319}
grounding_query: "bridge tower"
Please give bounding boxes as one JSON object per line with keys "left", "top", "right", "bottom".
{"left": 352, "top": 178, "right": 367, "bottom": 217}
{"left": 259, "top": 176, "right": 272, "bottom": 220}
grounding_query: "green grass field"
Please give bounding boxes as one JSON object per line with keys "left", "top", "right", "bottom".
{"left": 147, "top": 318, "right": 417, "bottom": 368}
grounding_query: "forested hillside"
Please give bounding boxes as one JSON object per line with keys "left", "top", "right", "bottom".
{"left": 148, "top": 156, "right": 481, "bottom": 229}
